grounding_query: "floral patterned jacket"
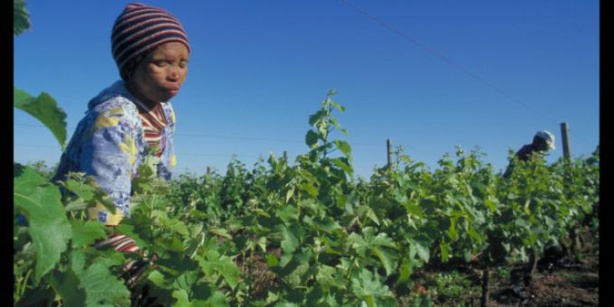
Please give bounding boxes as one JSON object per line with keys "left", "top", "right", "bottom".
{"left": 53, "top": 80, "right": 176, "bottom": 225}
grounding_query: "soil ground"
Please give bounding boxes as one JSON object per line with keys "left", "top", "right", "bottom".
{"left": 488, "top": 253, "right": 599, "bottom": 306}
{"left": 488, "top": 224, "right": 599, "bottom": 306}
{"left": 409, "top": 225, "right": 600, "bottom": 306}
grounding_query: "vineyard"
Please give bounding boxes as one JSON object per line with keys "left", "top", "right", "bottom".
{"left": 14, "top": 90, "right": 599, "bottom": 306}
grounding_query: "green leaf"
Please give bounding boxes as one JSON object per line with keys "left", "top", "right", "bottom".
{"left": 447, "top": 218, "right": 459, "bottom": 241}
{"left": 309, "top": 216, "right": 342, "bottom": 234}
{"left": 331, "top": 157, "right": 354, "bottom": 177}
{"left": 369, "top": 233, "right": 397, "bottom": 250}
{"left": 198, "top": 250, "right": 240, "bottom": 288}
{"left": 484, "top": 196, "right": 498, "bottom": 213}
{"left": 257, "top": 236, "right": 268, "bottom": 253}
{"left": 147, "top": 271, "right": 167, "bottom": 287}
{"left": 185, "top": 232, "right": 206, "bottom": 259}
{"left": 330, "top": 118, "right": 348, "bottom": 137}
{"left": 396, "top": 257, "right": 413, "bottom": 284}
{"left": 286, "top": 186, "right": 296, "bottom": 203}
{"left": 49, "top": 268, "right": 87, "bottom": 306}
{"left": 266, "top": 252, "right": 280, "bottom": 267}
{"left": 70, "top": 220, "right": 107, "bottom": 248}
{"left": 70, "top": 250, "right": 87, "bottom": 275}
{"left": 412, "top": 240, "right": 431, "bottom": 263}
{"left": 172, "top": 289, "right": 192, "bottom": 306}
{"left": 275, "top": 205, "right": 299, "bottom": 224}
{"left": 174, "top": 272, "right": 200, "bottom": 293}
{"left": 154, "top": 211, "right": 189, "bottom": 236}
{"left": 63, "top": 177, "right": 96, "bottom": 201}
{"left": 348, "top": 228, "right": 397, "bottom": 275}
{"left": 355, "top": 205, "right": 379, "bottom": 226}
{"left": 280, "top": 225, "right": 300, "bottom": 255}
{"left": 14, "top": 0, "right": 31, "bottom": 36}
{"left": 329, "top": 100, "right": 345, "bottom": 113}
{"left": 60, "top": 174, "right": 117, "bottom": 213}
{"left": 285, "top": 260, "right": 310, "bottom": 287}
{"left": 201, "top": 291, "right": 229, "bottom": 306}
{"left": 65, "top": 199, "right": 89, "bottom": 211}
{"left": 367, "top": 233, "right": 397, "bottom": 276}
{"left": 14, "top": 88, "right": 68, "bottom": 150}
{"left": 306, "top": 130, "right": 319, "bottom": 148}
{"left": 77, "top": 262, "right": 131, "bottom": 306}
{"left": 315, "top": 264, "right": 339, "bottom": 286}
{"left": 350, "top": 269, "right": 395, "bottom": 307}
{"left": 439, "top": 242, "right": 450, "bottom": 262}
{"left": 14, "top": 164, "right": 72, "bottom": 282}
{"left": 309, "top": 110, "right": 325, "bottom": 126}
{"left": 370, "top": 246, "right": 395, "bottom": 276}
{"left": 173, "top": 287, "right": 228, "bottom": 307}
{"left": 209, "top": 227, "right": 232, "bottom": 240}
{"left": 299, "top": 182, "right": 319, "bottom": 197}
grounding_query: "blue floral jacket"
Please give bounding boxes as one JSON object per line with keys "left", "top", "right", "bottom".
{"left": 53, "top": 81, "right": 176, "bottom": 225}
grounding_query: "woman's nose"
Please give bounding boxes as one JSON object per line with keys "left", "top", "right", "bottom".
{"left": 168, "top": 65, "right": 180, "bottom": 80}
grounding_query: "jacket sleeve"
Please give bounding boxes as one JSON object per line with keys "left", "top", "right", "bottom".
{"left": 80, "top": 107, "right": 140, "bottom": 225}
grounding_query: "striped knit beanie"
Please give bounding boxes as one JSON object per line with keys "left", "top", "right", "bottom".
{"left": 112, "top": 3, "right": 190, "bottom": 77}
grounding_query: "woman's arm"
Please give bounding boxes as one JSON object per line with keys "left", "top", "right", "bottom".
{"left": 79, "top": 107, "right": 141, "bottom": 225}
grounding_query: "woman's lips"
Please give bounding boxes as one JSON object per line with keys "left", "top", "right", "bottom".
{"left": 163, "top": 87, "right": 180, "bottom": 96}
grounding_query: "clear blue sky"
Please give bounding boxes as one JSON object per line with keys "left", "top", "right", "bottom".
{"left": 14, "top": 0, "right": 599, "bottom": 179}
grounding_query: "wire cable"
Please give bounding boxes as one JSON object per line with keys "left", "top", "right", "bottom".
{"left": 338, "top": 0, "right": 576, "bottom": 131}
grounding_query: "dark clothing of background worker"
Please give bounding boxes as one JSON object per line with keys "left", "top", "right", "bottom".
{"left": 515, "top": 130, "right": 556, "bottom": 162}
{"left": 503, "top": 130, "right": 556, "bottom": 177}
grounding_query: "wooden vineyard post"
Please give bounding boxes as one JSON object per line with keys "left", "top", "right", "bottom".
{"left": 560, "top": 122, "right": 572, "bottom": 161}
{"left": 481, "top": 265, "right": 490, "bottom": 307}
{"left": 560, "top": 122, "right": 579, "bottom": 257}
{"left": 387, "top": 139, "right": 393, "bottom": 168}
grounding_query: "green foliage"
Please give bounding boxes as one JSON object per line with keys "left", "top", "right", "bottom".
{"left": 14, "top": 88, "right": 68, "bottom": 151}
{"left": 414, "top": 271, "right": 479, "bottom": 305}
{"left": 15, "top": 88, "right": 600, "bottom": 305}
{"left": 13, "top": 2, "right": 599, "bottom": 303}
{"left": 14, "top": 0, "right": 30, "bottom": 36}
{"left": 14, "top": 164, "right": 72, "bottom": 283}
{"left": 77, "top": 262, "right": 132, "bottom": 306}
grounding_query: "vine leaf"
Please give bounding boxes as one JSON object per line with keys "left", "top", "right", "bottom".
{"left": 280, "top": 225, "right": 299, "bottom": 255}
{"left": 70, "top": 220, "right": 107, "bottom": 248}
{"left": 14, "top": 0, "right": 30, "bottom": 36}
{"left": 77, "top": 263, "right": 131, "bottom": 306}
{"left": 14, "top": 164, "right": 72, "bottom": 282}
{"left": 14, "top": 87, "right": 67, "bottom": 150}
{"left": 49, "top": 268, "right": 87, "bottom": 306}
{"left": 172, "top": 289, "right": 192, "bottom": 306}
{"left": 198, "top": 250, "right": 240, "bottom": 288}
{"left": 347, "top": 227, "right": 397, "bottom": 276}
{"left": 351, "top": 268, "right": 395, "bottom": 306}
{"left": 306, "top": 130, "right": 319, "bottom": 149}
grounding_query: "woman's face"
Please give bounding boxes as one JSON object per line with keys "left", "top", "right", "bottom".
{"left": 128, "top": 41, "right": 189, "bottom": 106}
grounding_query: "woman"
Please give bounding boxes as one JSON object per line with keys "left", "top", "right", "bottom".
{"left": 52, "top": 2, "right": 190, "bottom": 286}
